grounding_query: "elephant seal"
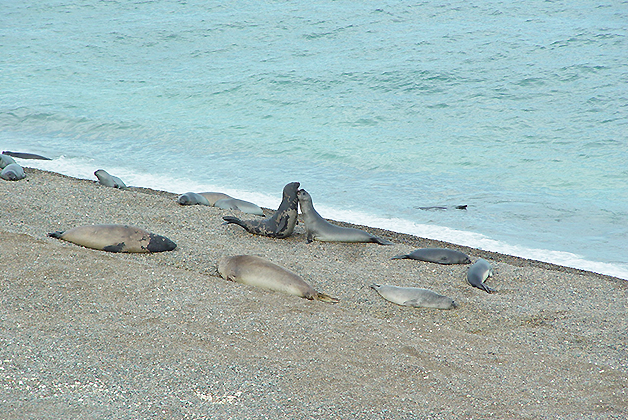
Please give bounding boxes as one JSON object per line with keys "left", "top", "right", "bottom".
{"left": 218, "top": 255, "right": 338, "bottom": 303}
{"left": 48, "top": 224, "right": 176, "bottom": 253}
{"left": 199, "top": 192, "right": 232, "bottom": 205}
{"left": 94, "top": 169, "right": 127, "bottom": 189}
{"left": 2, "top": 151, "right": 51, "bottom": 160}
{"left": 214, "top": 198, "right": 264, "bottom": 216}
{"left": 417, "top": 205, "right": 467, "bottom": 211}
{"left": 467, "top": 258, "right": 495, "bottom": 293}
{"left": 223, "top": 182, "right": 299, "bottom": 238}
{"left": 392, "top": 248, "right": 471, "bottom": 264}
{"left": 0, "top": 154, "right": 16, "bottom": 169}
{"left": 1, "top": 163, "right": 26, "bottom": 181}
{"left": 371, "top": 284, "right": 457, "bottom": 310}
{"left": 297, "top": 189, "right": 393, "bottom": 245}
{"left": 177, "top": 192, "right": 211, "bottom": 206}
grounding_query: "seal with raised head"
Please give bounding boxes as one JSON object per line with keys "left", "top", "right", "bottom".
{"left": 1, "top": 163, "right": 26, "bottom": 181}
{"left": 94, "top": 169, "right": 127, "bottom": 189}
{"left": 214, "top": 198, "right": 264, "bottom": 216}
{"left": 218, "top": 255, "right": 338, "bottom": 303}
{"left": 467, "top": 258, "right": 495, "bottom": 293}
{"left": 48, "top": 224, "right": 176, "bottom": 253}
{"left": 392, "top": 248, "right": 471, "bottom": 264}
{"left": 177, "top": 192, "right": 211, "bottom": 206}
{"left": 297, "top": 189, "right": 393, "bottom": 245}
{"left": 223, "top": 182, "right": 299, "bottom": 238}
{"left": 0, "top": 154, "right": 16, "bottom": 169}
{"left": 2, "top": 151, "right": 51, "bottom": 160}
{"left": 371, "top": 284, "right": 457, "bottom": 309}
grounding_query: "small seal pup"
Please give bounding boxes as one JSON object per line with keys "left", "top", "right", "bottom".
{"left": 0, "top": 163, "right": 26, "bottom": 181}
{"left": 0, "top": 154, "right": 16, "bottom": 169}
{"left": 94, "top": 169, "right": 127, "bottom": 189}
{"left": 392, "top": 248, "right": 471, "bottom": 264}
{"left": 297, "top": 189, "right": 393, "bottom": 245}
{"left": 48, "top": 224, "right": 176, "bottom": 253}
{"left": 218, "top": 255, "right": 338, "bottom": 303}
{"left": 2, "top": 151, "right": 51, "bottom": 160}
{"left": 214, "top": 198, "right": 264, "bottom": 216}
{"left": 177, "top": 192, "right": 211, "bottom": 206}
{"left": 467, "top": 258, "right": 495, "bottom": 293}
{"left": 223, "top": 182, "right": 300, "bottom": 238}
{"left": 371, "top": 284, "right": 457, "bottom": 310}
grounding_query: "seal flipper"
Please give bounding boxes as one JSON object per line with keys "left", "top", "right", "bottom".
{"left": 223, "top": 216, "right": 246, "bottom": 227}
{"left": 372, "top": 237, "right": 393, "bottom": 245}
{"left": 48, "top": 231, "right": 65, "bottom": 238}
{"left": 315, "top": 292, "right": 339, "bottom": 303}
{"left": 390, "top": 254, "right": 408, "bottom": 260}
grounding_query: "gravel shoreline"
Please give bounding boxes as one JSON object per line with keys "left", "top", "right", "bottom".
{"left": 1, "top": 167, "right": 626, "bottom": 419}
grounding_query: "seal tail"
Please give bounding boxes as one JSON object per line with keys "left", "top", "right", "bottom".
{"left": 48, "top": 231, "right": 65, "bottom": 238}
{"left": 315, "top": 292, "right": 339, "bottom": 304}
{"left": 390, "top": 254, "right": 407, "bottom": 260}
{"left": 373, "top": 237, "right": 394, "bottom": 245}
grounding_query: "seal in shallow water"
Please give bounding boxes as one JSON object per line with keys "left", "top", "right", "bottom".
{"left": 217, "top": 255, "right": 338, "bottom": 303}
{"left": 467, "top": 258, "right": 495, "bottom": 293}
{"left": 0, "top": 163, "right": 26, "bottom": 181}
{"left": 94, "top": 169, "right": 127, "bottom": 189}
{"left": 297, "top": 189, "right": 393, "bottom": 245}
{"left": 371, "top": 284, "right": 457, "bottom": 309}
{"left": 392, "top": 248, "right": 471, "bottom": 264}
{"left": 2, "top": 151, "right": 51, "bottom": 160}
{"left": 48, "top": 224, "right": 176, "bottom": 253}
{"left": 223, "top": 182, "right": 299, "bottom": 238}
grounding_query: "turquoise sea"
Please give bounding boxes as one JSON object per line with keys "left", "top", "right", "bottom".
{"left": 1, "top": 1, "right": 627, "bottom": 279}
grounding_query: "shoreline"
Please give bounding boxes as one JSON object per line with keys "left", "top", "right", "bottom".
{"left": 1, "top": 166, "right": 626, "bottom": 418}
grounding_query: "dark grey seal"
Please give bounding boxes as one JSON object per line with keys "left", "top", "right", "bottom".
{"left": 467, "top": 258, "right": 495, "bottom": 293}
{"left": 391, "top": 248, "right": 471, "bottom": 264}
{"left": 2, "top": 151, "right": 51, "bottom": 160}
{"left": 0, "top": 163, "right": 26, "bottom": 181}
{"left": 223, "top": 182, "right": 300, "bottom": 238}
{"left": 48, "top": 224, "right": 176, "bottom": 253}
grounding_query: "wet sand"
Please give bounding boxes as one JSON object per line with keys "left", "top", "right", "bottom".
{"left": 1, "top": 167, "right": 626, "bottom": 419}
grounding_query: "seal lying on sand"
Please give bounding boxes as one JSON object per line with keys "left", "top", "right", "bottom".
{"left": 0, "top": 154, "right": 16, "bottom": 169}
{"left": 94, "top": 169, "right": 127, "bottom": 189}
{"left": 392, "top": 248, "right": 471, "bottom": 264}
{"left": 223, "top": 182, "right": 299, "bottom": 238}
{"left": 0, "top": 163, "right": 26, "bottom": 181}
{"left": 48, "top": 224, "right": 176, "bottom": 253}
{"left": 297, "top": 189, "right": 393, "bottom": 245}
{"left": 371, "top": 284, "right": 457, "bottom": 310}
{"left": 467, "top": 258, "right": 495, "bottom": 293}
{"left": 177, "top": 192, "right": 211, "bottom": 206}
{"left": 214, "top": 198, "right": 264, "bottom": 216}
{"left": 2, "top": 151, "right": 51, "bottom": 160}
{"left": 218, "top": 255, "right": 338, "bottom": 303}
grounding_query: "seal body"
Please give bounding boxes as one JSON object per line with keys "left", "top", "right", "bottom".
{"left": 94, "top": 169, "right": 127, "bottom": 189}
{"left": 2, "top": 151, "right": 51, "bottom": 160}
{"left": 223, "top": 182, "right": 299, "bottom": 238}
{"left": 1, "top": 163, "right": 26, "bottom": 181}
{"left": 0, "top": 154, "right": 16, "bottom": 169}
{"left": 48, "top": 224, "right": 176, "bottom": 253}
{"left": 392, "top": 248, "right": 471, "bottom": 264}
{"left": 297, "top": 189, "right": 392, "bottom": 245}
{"left": 178, "top": 192, "right": 211, "bottom": 206}
{"left": 214, "top": 198, "right": 264, "bottom": 216}
{"left": 371, "top": 284, "right": 457, "bottom": 309}
{"left": 467, "top": 258, "right": 495, "bottom": 293}
{"left": 217, "top": 255, "right": 338, "bottom": 303}
{"left": 199, "top": 192, "right": 232, "bottom": 206}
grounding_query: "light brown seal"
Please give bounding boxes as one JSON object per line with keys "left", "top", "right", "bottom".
{"left": 371, "top": 284, "right": 457, "bottom": 309}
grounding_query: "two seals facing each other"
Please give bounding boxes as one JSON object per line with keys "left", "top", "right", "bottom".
{"left": 48, "top": 224, "right": 176, "bottom": 253}
{"left": 392, "top": 248, "right": 471, "bottom": 265}
{"left": 371, "top": 284, "right": 457, "bottom": 310}
{"left": 223, "top": 182, "right": 300, "bottom": 238}
{"left": 218, "top": 255, "right": 338, "bottom": 303}
{"left": 94, "top": 169, "right": 127, "bottom": 189}
{"left": 297, "top": 189, "right": 392, "bottom": 245}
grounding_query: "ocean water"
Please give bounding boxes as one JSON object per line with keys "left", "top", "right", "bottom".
{"left": 1, "top": 1, "right": 627, "bottom": 279}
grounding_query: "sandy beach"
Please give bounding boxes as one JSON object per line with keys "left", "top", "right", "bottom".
{"left": 1, "top": 167, "right": 626, "bottom": 419}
